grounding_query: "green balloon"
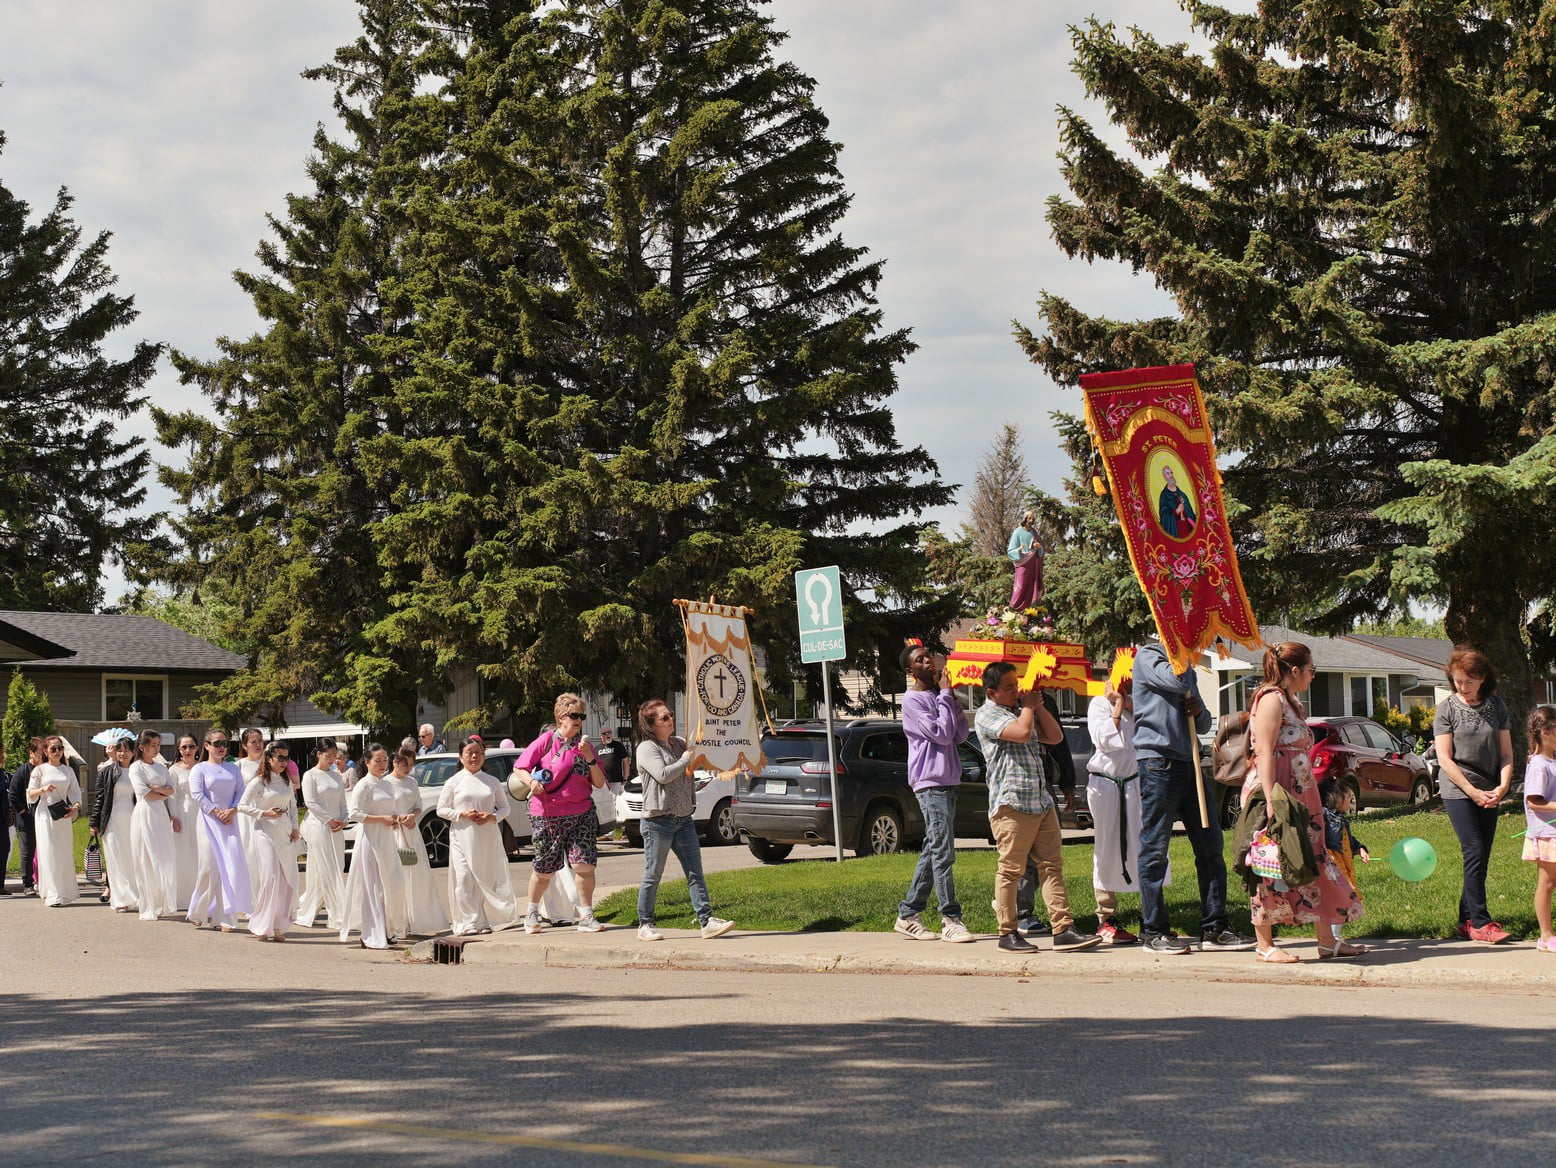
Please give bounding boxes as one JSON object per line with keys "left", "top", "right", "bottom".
{"left": 1390, "top": 836, "right": 1438, "bottom": 882}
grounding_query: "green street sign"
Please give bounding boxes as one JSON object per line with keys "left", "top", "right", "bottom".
{"left": 795, "top": 565, "right": 846, "bottom": 663}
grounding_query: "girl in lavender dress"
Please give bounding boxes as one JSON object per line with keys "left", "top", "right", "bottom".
{"left": 187, "top": 729, "right": 252, "bottom": 932}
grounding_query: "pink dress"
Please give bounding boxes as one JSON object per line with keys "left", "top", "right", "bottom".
{"left": 1243, "top": 687, "right": 1362, "bottom": 927}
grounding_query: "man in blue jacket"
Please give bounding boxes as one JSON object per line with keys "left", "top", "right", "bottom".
{"left": 1133, "top": 642, "right": 1253, "bottom": 954}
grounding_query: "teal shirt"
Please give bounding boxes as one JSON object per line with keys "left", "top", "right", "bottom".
{"left": 1007, "top": 525, "right": 1039, "bottom": 566}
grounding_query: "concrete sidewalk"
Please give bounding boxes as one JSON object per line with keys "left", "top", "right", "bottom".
{"left": 407, "top": 923, "right": 1556, "bottom": 991}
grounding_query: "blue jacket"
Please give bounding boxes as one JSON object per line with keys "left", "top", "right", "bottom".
{"left": 1132, "top": 642, "right": 1210, "bottom": 763}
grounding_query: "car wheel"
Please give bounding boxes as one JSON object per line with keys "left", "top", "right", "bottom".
{"left": 624, "top": 823, "right": 642, "bottom": 849}
{"left": 705, "top": 798, "right": 737, "bottom": 847}
{"left": 1410, "top": 776, "right": 1434, "bottom": 806}
{"left": 747, "top": 837, "right": 793, "bottom": 864}
{"left": 421, "top": 815, "right": 450, "bottom": 868}
{"left": 1343, "top": 778, "right": 1363, "bottom": 814}
{"left": 1218, "top": 785, "right": 1243, "bottom": 831}
{"left": 857, "top": 804, "right": 904, "bottom": 856}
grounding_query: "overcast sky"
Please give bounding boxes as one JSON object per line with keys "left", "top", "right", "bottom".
{"left": 0, "top": 1, "right": 1208, "bottom": 604}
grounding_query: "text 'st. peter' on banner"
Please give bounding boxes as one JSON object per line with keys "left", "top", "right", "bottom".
{"left": 682, "top": 601, "right": 766, "bottom": 775}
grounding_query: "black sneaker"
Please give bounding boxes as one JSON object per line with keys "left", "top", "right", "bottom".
{"left": 1199, "top": 928, "right": 1257, "bottom": 952}
{"left": 998, "top": 931, "right": 1039, "bottom": 953}
{"left": 1051, "top": 927, "right": 1103, "bottom": 952}
{"left": 1016, "top": 917, "right": 1051, "bottom": 937}
{"left": 1143, "top": 933, "right": 1193, "bottom": 955}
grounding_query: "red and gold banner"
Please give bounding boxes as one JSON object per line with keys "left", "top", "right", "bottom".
{"left": 945, "top": 639, "right": 1104, "bottom": 699}
{"left": 1079, "top": 363, "right": 1261, "bottom": 674}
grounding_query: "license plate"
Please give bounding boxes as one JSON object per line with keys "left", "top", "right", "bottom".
{"left": 764, "top": 779, "right": 787, "bottom": 795}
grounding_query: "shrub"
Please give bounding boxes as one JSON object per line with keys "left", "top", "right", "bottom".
{"left": 2, "top": 669, "right": 54, "bottom": 766}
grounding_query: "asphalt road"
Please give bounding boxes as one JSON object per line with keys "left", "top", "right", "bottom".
{"left": 1, "top": 894, "right": 1546, "bottom": 1168}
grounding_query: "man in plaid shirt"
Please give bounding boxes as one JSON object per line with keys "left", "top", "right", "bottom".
{"left": 974, "top": 661, "right": 1101, "bottom": 954}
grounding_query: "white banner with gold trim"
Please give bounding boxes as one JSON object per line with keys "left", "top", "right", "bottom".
{"left": 680, "top": 601, "right": 766, "bottom": 775}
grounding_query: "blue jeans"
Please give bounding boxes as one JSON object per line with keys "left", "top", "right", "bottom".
{"left": 899, "top": 787, "right": 961, "bottom": 919}
{"left": 638, "top": 815, "right": 713, "bottom": 927}
{"left": 1138, "top": 755, "right": 1227, "bottom": 939}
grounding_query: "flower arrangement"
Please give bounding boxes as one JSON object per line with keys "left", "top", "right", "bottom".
{"left": 979, "top": 604, "right": 1055, "bottom": 642}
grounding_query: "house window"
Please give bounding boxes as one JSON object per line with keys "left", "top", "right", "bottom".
{"left": 103, "top": 675, "right": 167, "bottom": 721}
{"left": 1347, "top": 675, "right": 1389, "bottom": 717}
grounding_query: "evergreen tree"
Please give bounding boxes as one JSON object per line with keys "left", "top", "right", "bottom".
{"left": 961, "top": 422, "right": 1029, "bottom": 557}
{"left": 1021, "top": 2, "right": 1556, "bottom": 734}
{"left": 2, "top": 668, "right": 53, "bottom": 766}
{"left": 152, "top": 0, "right": 439, "bottom": 729}
{"left": 0, "top": 126, "right": 160, "bottom": 611}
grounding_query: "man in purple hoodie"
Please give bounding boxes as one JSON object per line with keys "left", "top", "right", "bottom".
{"left": 894, "top": 641, "right": 975, "bottom": 943}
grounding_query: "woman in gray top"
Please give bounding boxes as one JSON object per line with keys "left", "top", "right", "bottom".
{"left": 634, "top": 699, "right": 735, "bottom": 942}
{"left": 1433, "top": 646, "right": 1514, "bottom": 944}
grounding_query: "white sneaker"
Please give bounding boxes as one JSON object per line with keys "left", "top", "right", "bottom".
{"left": 523, "top": 909, "right": 542, "bottom": 935}
{"left": 576, "top": 912, "right": 604, "bottom": 933}
{"left": 894, "top": 914, "right": 939, "bottom": 941}
{"left": 700, "top": 916, "right": 735, "bottom": 939}
{"left": 939, "top": 916, "right": 974, "bottom": 943}
{"left": 638, "top": 924, "right": 665, "bottom": 941}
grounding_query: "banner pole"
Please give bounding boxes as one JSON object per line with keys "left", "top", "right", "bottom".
{"left": 821, "top": 664, "right": 845, "bottom": 863}
{"left": 1188, "top": 710, "right": 1211, "bottom": 830}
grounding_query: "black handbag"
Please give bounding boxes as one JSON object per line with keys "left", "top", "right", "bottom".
{"left": 47, "top": 798, "right": 73, "bottom": 822}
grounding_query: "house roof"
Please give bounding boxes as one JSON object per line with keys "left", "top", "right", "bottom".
{"left": 1217, "top": 624, "right": 1434, "bottom": 677}
{"left": 0, "top": 611, "right": 245, "bottom": 673}
{"left": 1342, "top": 634, "right": 1453, "bottom": 670}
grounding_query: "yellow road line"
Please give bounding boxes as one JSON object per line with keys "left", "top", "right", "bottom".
{"left": 256, "top": 1111, "right": 831, "bottom": 1168}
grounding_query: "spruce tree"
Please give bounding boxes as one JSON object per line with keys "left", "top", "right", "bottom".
{"left": 2, "top": 668, "right": 53, "bottom": 765}
{"left": 1020, "top": 2, "right": 1556, "bottom": 731}
{"left": 152, "top": 0, "right": 439, "bottom": 729}
{"left": 0, "top": 126, "right": 160, "bottom": 611}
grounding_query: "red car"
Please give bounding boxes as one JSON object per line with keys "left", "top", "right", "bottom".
{"left": 1306, "top": 716, "right": 1434, "bottom": 810}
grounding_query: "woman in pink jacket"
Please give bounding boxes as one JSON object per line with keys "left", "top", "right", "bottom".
{"left": 513, "top": 693, "right": 607, "bottom": 935}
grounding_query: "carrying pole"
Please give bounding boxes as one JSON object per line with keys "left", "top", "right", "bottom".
{"left": 1188, "top": 709, "right": 1211, "bottom": 830}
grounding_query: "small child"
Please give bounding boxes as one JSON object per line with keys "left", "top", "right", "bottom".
{"left": 1317, "top": 778, "right": 1370, "bottom": 898}
{"left": 1522, "top": 705, "right": 1556, "bottom": 952}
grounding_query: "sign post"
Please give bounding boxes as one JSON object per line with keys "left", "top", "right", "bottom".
{"left": 795, "top": 565, "right": 847, "bottom": 863}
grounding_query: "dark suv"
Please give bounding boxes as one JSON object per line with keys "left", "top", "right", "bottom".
{"left": 732, "top": 718, "right": 1088, "bottom": 863}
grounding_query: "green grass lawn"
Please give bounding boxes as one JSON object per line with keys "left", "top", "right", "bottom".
{"left": 595, "top": 805, "right": 1540, "bottom": 939}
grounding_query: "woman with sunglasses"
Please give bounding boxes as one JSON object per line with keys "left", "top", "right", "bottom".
{"left": 90, "top": 738, "right": 141, "bottom": 913}
{"left": 437, "top": 734, "right": 520, "bottom": 935}
{"left": 234, "top": 727, "right": 266, "bottom": 911}
{"left": 239, "top": 742, "right": 300, "bottom": 941}
{"left": 388, "top": 744, "right": 449, "bottom": 936}
{"left": 341, "top": 743, "right": 408, "bottom": 948}
{"left": 514, "top": 695, "right": 607, "bottom": 935}
{"left": 187, "top": 729, "right": 252, "bottom": 931}
{"left": 128, "top": 729, "right": 180, "bottom": 921}
{"left": 294, "top": 738, "right": 349, "bottom": 930}
{"left": 26, "top": 735, "right": 81, "bottom": 907}
{"left": 168, "top": 734, "right": 201, "bottom": 908}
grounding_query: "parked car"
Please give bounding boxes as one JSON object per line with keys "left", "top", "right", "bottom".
{"left": 1306, "top": 716, "right": 1433, "bottom": 810}
{"left": 343, "top": 748, "right": 617, "bottom": 868}
{"left": 616, "top": 769, "right": 739, "bottom": 848}
{"left": 732, "top": 717, "right": 1089, "bottom": 863}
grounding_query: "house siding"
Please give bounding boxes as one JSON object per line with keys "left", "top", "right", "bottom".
{"left": 0, "top": 670, "right": 230, "bottom": 723}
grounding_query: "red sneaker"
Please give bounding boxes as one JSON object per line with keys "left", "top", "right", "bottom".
{"left": 1456, "top": 921, "right": 1472, "bottom": 940}
{"left": 1468, "top": 922, "right": 1511, "bottom": 945}
{"left": 1098, "top": 919, "right": 1138, "bottom": 946}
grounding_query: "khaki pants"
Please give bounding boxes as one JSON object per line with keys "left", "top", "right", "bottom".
{"left": 991, "top": 805, "right": 1072, "bottom": 935}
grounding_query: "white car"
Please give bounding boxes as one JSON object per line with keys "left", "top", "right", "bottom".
{"left": 343, "top": 748, "right": 616, "bottom": 868}
{"left": 615, "top": 770, "right": 738, "bottom": 848}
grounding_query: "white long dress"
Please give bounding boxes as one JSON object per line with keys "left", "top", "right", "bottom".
{"left": 389, "top": 772, "right": 450, "bottom": 936}
{"left": 129, "top": 759, "right": 180, "bottom": 920}
{"left": 239, "top": 774, "right": 298, "bottom": 937}
{"left": 168, "top": 761, "right": 200, "bottom": 909}
{"left": 188, "top": 761, "right": 253, "bottom": 929}
{"left": 341, "top": 776, "right": 406, "bottom": 949}
{"left": 1085, "top": 695, "right": 1165, "bottom": 894}
{"left": 437, "top": 769, "right": 520, "bottom": 935}
{"left": 295, "top": 766, "right": 348, "bottom": 929}
{"left": 237, "top": 756, "right": 263, "bottom": 909}
{"left": 101, "top": 765, "right": 140, "bottom": 911}
{"left": 29, "top": 763, "right": 81, "bottom": 906}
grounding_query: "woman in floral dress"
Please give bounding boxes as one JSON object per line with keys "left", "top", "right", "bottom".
{"left": 1244, "top": 641, "right": 1364, "bottom": 963}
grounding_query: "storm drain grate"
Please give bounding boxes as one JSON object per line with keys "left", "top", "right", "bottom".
{"left": 432, "top": 937, "right": 467, "bottom": 965}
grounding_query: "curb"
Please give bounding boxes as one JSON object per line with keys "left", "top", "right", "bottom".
{"left": 404, "top": 930, "right": 1556, "bottom": 991}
